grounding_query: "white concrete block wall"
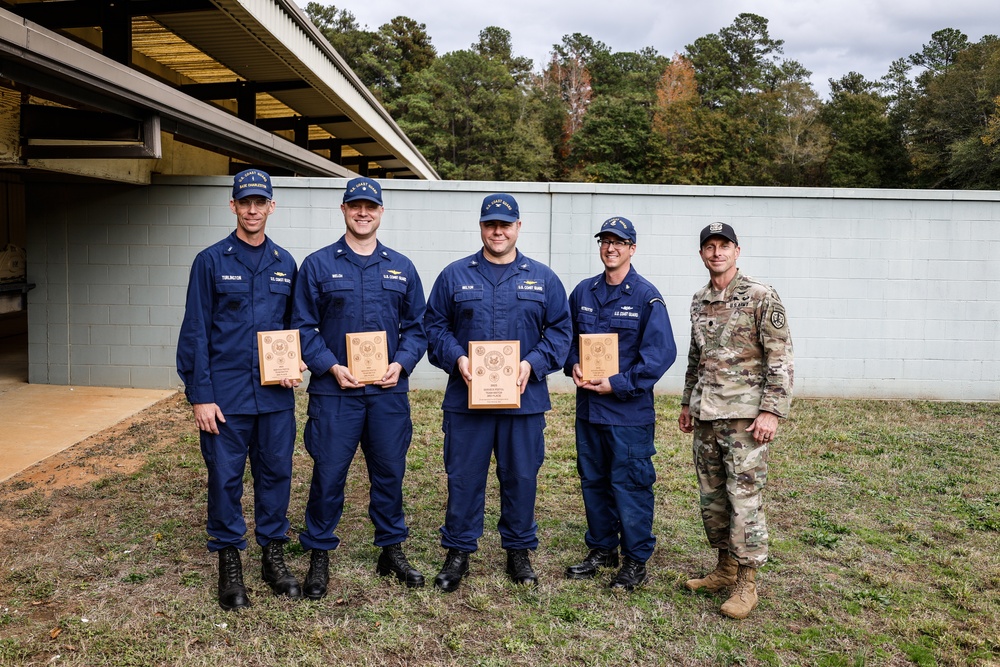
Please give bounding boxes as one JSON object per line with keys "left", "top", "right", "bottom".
{"left": 25, "top": 179, "right": 1000, "bottom": 401}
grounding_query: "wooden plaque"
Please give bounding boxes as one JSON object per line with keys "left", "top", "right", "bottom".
{"left": 468, "top": 340, "right": 521, "bottom": 409}
{"left": 257, "top": 330, "right": 303, "bottom": 386}
{"left": 346, "top": 330, "right": 389, "bottom": 384}
{"left": 579, "top": 333, "right": 619, "bottom": 381}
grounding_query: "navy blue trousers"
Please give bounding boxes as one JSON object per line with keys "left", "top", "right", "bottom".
{"left": 575, "top": 419, "right": 657, "bottom": 562}
{"left": 440, "top": 411, "right": 546, "bottom": 552}
{"left": 299, "top": 393, "right": 412, "bottom": 551}
{"left": 200, "top": 409, "right": 295, "bottom": 551}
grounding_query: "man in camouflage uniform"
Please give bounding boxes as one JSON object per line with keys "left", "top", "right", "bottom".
{"left": 677, "top": 222, "right": 793, "bottom": 620}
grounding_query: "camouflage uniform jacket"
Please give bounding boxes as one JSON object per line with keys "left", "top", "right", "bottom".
{"left": 681, "top": 270, "right": 793, "bottom": 420}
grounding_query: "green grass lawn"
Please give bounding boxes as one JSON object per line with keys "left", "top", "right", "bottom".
{"left": 1, "top": 390, "right": 997, "bottom": 666}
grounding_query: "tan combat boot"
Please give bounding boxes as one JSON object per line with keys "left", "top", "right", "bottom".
{"left": 720, "top": 565, "right": 758, "bottom": 619}
{"left": 685, "top": 549, "right": 738, "bottom": 592}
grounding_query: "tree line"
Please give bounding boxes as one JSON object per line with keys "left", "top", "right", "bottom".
{"left": 305, "top": 4, "right": 1000, "bottom": 189}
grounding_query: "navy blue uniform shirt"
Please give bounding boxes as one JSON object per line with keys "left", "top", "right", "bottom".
{"left": 425, "top": 249, "right": 572, "bottom": 414}
{"left": 564, "top": 265, "right": 676, "bottom": 425}
{"left": 292, "top": 236, "right": 426, "bottom": 395}
{"left": 176, "top": 231, "right": 297, "bottom": 414}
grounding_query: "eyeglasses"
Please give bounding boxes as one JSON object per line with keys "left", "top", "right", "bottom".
{"left": 598, "top": 238, "right": 632, "bottom": 248}
{"left": 235, "top": 197, "right": 271, "bottom": 210}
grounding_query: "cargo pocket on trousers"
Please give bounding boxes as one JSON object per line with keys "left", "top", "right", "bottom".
{"left": 627, "top": 438, "right": 657, "bottom": 490}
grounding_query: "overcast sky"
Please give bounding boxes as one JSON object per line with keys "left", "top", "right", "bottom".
{"left": 330, "top": 0, "right": 999, "bottom": 98}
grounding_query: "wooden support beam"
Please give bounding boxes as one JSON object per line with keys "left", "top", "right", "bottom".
{"left": 255, "top": 115, "right": 351, "bottom": 131}
{"left": 178, "top": 80, "right": 311, "bottom": 101}
{"left": 340, "top": 154, "right": 393, "bottom": 165}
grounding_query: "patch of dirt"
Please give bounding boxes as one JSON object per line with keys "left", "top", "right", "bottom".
{"left": 0, "top": 393, "right": 193, "bottom": 533}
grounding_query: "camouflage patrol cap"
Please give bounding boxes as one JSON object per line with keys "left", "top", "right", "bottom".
{"left": 700, "top": 222, "right": 738, "bottom": 247}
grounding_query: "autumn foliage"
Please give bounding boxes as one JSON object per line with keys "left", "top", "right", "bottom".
{"left": 304, "top": 4, "right": 1000, "bottom": 189}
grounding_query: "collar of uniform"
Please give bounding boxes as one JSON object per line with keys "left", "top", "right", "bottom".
{"left": 703, "top": 268, "right": 744, "bottom": 303}
{"left": 620, "top": 266, "right": 637, "bottom": 294}
{"left": 722, "top": 269, "right": 744, "bottom": 299}
{"left": 223, "top": 231, "right": 278, "bottom": 262}
{"left": 470, "top": 248, "right": 527, "bottom": 270}
{"left": 223, "top": 230, "right": 242, "bottom": 255}
{"left": 589, "top": 266, "right": 636, "bottom": 292}
{"left": 332, "top": 236, "right": 388, "bottom": 262}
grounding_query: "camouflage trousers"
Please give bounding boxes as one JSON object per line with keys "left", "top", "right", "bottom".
{"left": 692, "top": 418, "right": 769, "bottom": 567}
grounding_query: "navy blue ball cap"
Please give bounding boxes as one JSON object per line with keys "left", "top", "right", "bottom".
{"left": 343, "top": 177, "right": 383, "bottom": 206}
{"left": 480, "top": 193, "right": 519, "bottom": 223}
{"left": 595, "top": 216, "right": 636, "bottom": 243}
{"left": 232, "top": 169, "right": 272, "bottom": 200}
{"left": 700, "top": 222, "right": 738, "bottom": 246}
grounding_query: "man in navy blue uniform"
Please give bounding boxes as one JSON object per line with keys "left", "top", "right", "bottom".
{"left": 293, "top": 177, "right": 427, "bottom": 598}
{"left": 177, "top": 169, "right": 302, "bottom": 610}
{"left": 424, "top": 193, "right": 572, "bottom": 592}
{"left": 563, "top": 217, "right": 676, "bottom": 590}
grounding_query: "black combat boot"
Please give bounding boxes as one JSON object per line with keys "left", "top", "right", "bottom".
{"left": 505, "top": 549, "right": 538, "bottom": 587}
{"left": 564, "top": 548, "right": 619, "bottom": 580}
{"left": 609, "top": 556, "right": 647, "bottom": 591}
{"left": 218, "top": 546, "right": 250, "bottom": 610}
{"left": 261, "top": 540, "right": 303, "bottom": 599}
{"left": 303, "top": 549, "right": 329, "bottom": 600}
{"left": 433, "top": 549, "right": 470, "bottom": 593}
{"left": 376, "top": 543, "right": 425, "bottom": 588}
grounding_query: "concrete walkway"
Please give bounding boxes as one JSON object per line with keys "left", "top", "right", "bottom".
{"left": 0, "top": 384, "right": 176, "bottom": 483}
{"left": 0, "top": 334, "right": 175, "bottom": 483}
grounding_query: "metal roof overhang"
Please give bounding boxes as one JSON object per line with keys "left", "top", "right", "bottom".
{"left": 0, "top": 0, "right": 439, "bottom": 179}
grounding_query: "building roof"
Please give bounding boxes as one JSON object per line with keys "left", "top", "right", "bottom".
{"left": 0, "top": 0, "right": 438, "bottom": 180}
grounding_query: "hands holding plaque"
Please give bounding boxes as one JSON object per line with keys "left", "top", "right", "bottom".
{"left": 257, "top": 330, "right": 303, "bottom": 386}
{"left": 579, "top": 333, "right": 619, "bottom": 381}
{"left": 468, "top": 341, "right": 521, "bottom": 409}
{"left": 346, "top": 331, "right": 390, "bottom": 384}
